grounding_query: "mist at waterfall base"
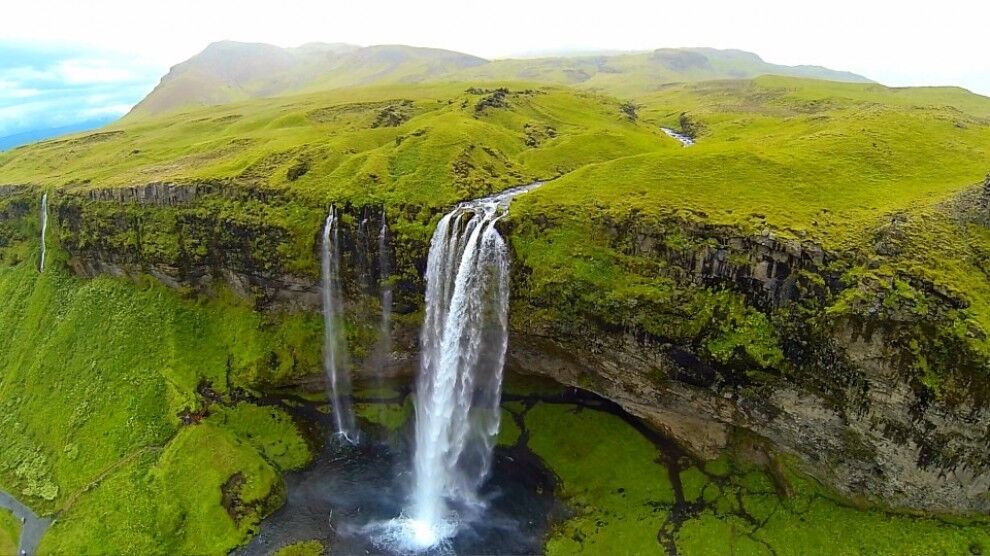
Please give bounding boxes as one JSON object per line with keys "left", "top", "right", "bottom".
{"left": 238, "top": 383, "right": 555, "bottom": 556}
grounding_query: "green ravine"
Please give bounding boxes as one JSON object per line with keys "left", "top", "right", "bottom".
{"left": 0, "top": 53, "right": 989, "bottom": 555}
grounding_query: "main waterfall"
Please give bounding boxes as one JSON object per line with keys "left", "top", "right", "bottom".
{"left": 322, "top": 208, "right": 359, "bottom": 443}
{"left": 378, "top": 183, "right": 540, "bottom": 551}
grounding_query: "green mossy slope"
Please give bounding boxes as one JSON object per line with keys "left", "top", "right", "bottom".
{"left": 0, "top": 249, "right": 311, "bottom": 554}
{"left": 273, "top": 539, "right": 325, "bottom": 556}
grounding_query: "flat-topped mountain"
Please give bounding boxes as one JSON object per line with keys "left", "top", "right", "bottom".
{"left": 129, "top": 41, "right": 487, "bottom": 116}
{"left": 129, "top": 41, "right": 870, "bottom": 116}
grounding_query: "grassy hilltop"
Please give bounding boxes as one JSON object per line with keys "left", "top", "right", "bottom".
{"left": 0, "top": 83, "right": 668, "bottom": 206}
{"left": 0, "top": 56, "right": 989, "bottom": 554}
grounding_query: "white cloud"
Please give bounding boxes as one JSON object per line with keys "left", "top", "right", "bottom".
{"left": 7, "top": 88, "right": 43, "bottom": 99}
{"left": 0, "top": 66, "right": 55, "bottom": 85}
{"left": 1, "top": 0, "right": 988, "bottom": 138}
{"left": 0, "top": 0, "right": 986, "bottom": 94}
{"left": 56, "top": 59, "right": 134, "bottom": 85}
{"left": 0, "top": 80, "right": 42, "bottom": 99}
{"left": 79, "top": 103, "right": 133, "bottom": 118}
{"left": 0, "top": 48, "right": 159, "bottom": 136}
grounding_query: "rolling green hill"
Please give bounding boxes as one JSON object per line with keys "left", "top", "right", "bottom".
{"left": 3, "top": 83, "right": 671, "bottom": 213}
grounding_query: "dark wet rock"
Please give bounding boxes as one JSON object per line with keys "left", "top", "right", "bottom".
{"left": 83, "top": 182, "right": 210, "bottom": 204}
{"left": 679, "top": 113, "right": 704, "bottom": 138}
{"left": 475, "top": 88, "right": 510, "bottom": 114}
{"left": 50, "top": 188, "right": 422, "bottom": 376}
{"left": 223, "top": 472, "right": 286, "bottom": 526}
{"left": 286, "top": 159, "right": 310, "bottom": 181}
{"left": 607, "top": 215, "right": 832, "bottom": 310}
{"left": 0, "top": 184, "right": 31, "bottom": 197}
{"left": 620, "top": 102, "right": 638, "bottom": 121}
{"left": 979, "top": 173, "right": 990, "bottom": 222}
{"left": 371, "top": 101, "right": 413, "bottom": 128}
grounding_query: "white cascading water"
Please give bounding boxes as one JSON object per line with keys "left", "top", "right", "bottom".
{"left": 321, "top": 207, "right": 359, "bottom": 443}
{"left": 39, "top": 193, "right": 48, "bottom": 273}
{"left": 377, "top": 212, "right": 393, "bottom": 368}
{"left": 377, "top": 183, "right": 540, "bottom": 551}
{"left": 661, "top": 127, "right": 695, "bottom": 147}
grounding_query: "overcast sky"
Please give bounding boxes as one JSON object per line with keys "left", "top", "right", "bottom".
{"left": 2, "top": 0, "right": 988, "bottom": 137}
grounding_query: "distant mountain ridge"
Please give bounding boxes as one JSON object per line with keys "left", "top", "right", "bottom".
{"left": 0, "top": 117, "right": 118, "bottom": 152}
{"left": 129, "top": 41, "right": 872, "bottom": 117}
{"left": 129, "top": 41, "right": 486, "bottom": 116}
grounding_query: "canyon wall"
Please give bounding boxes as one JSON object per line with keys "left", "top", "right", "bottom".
{"left": 2, "top": 181, "right": 988, "bottom": 514}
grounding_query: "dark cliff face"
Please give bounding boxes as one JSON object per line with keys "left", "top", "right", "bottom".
{"left": 3, "top": 182, "right": 989, "bottom": 514}
{"left": 605, "top": 214, "right": 835, "bottom": 310}
{"left": 0, "top": 186, "right": 35, "bottom": 266}
{"left": 506, "top": 205, "right": 990, "bottom": 514}
{"left": 47, "top": 184, "right": 427, "bottom": 377}
{"left": 54, "top": 184, "right": 425, "bottom": 310}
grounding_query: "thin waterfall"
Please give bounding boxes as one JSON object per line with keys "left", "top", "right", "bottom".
{"left": 355, "top": 216, "right": 372, "bottom": 293}
{"left": 321, "top": 207, "right": 359, "bottom": 443}
{"left": 39, "top": 193, "right": 48, "bottom": 272}
{"left": 373, "top": 211, "right": 393, "bottom": 375}
{"left": 378, "top": 183, "right": 540, "bottom": 550}
{"left": 661, "top": 127, "right": 695, "bottom": 147}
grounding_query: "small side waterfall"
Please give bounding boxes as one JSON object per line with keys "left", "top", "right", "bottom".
{"left": 378, "top": 183, "right": 539, "bottom": 551}
{"left": 321, "top": 208, "right": 359, "bottom": 443}
{"left": 375, "top": 213, "right": 393, "bottom": 372}
{"left": 355, "top": 216, "right": 372, "bottom": 293}
{"left": 39, "top": 193, "right": 48, "bottom": 272}
{"left": 661, "top": 127, "right": 695, "bottom": 147}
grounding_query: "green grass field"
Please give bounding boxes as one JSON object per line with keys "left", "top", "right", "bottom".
{"left": 519, "top": 76, "right": 990, "bottom": 249}
{"left": 0, "top": 83, "right": 667, "bottom": 210}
